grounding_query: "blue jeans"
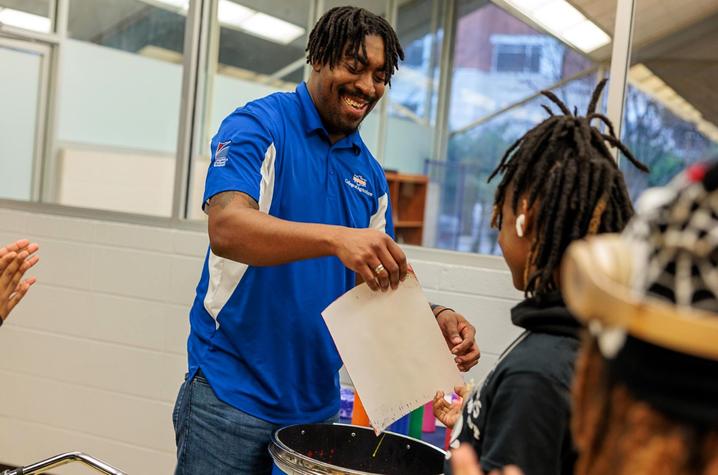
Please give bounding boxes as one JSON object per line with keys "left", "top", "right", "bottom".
{"left": 172, "top": 370, "right": 338, "bottom": 474}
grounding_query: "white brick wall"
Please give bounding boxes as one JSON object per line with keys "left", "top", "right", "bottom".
{"left": 0, "top": 207, "right": 521, "bottom": 474}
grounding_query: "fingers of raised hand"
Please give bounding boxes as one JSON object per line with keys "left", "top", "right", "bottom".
{"left": 7, "top": 278, "right": 35, "bottom": 313}
{"left": 20, "top": 254, "right": 40, "bottom": 273}
{"left": 1, "top": 250, "right": 38, "bottom": 293}
{"left": 0, "top": 252, "right": 17, "bottom": 274}
{"left": 0, "top": 239, "right": 30, "bottom": 257}
{"left": 0, "top": 252, "right": 24, "bottom": 283}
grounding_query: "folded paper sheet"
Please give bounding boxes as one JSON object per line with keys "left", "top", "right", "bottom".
{"left": 322, "top": 274, "right": 464, "bottom": 433}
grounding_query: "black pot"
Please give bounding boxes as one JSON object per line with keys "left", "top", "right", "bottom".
{"left": 270, "top": 423, "right": 445, "bottom": 475}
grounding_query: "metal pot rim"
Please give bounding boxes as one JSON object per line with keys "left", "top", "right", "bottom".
{"left": 270, "top": 422, "right": 446, "bottom": 475}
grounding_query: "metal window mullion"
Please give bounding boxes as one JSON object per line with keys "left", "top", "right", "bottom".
{"left": 431, "top": 0, "right": 457, "bottom": 162}
{"left": 199, "top": 0, "right": 219, "bottom": 162}
{"left": 303, "top": 0, "right": 320, "bottom": 82}
{"left": 376, "top": 0, "right": 397, "bottom": 165}
{"left": 425, "top": 0, "right": 441, "bottom": 125}
{"left": 173, "top": 0, "right": 208, "bottom": 221}
{"left": 39, "top": 0, "right": 68, "bottom": 203}
{"left": 30, "top": 42, "right": 51, "bottom": 202}
{"left": 0, "top": 25, "right": 61, "bottom": 43}
{"left": 48, "top": 0, "right": 57, "bottom": 28}
{"left": 605, "top": 0, "right": 636, "bottom": 159}
{"left": 314, "top": 0, "right": 325, "bottom": 21}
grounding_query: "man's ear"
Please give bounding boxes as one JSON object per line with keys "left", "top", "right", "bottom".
{"left": 311, "top": 61, "right": 322, "bottom": 73}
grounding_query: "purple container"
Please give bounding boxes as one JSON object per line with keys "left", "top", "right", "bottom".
{"left": 339, "top": 386, "right": 355, "bottom": 420}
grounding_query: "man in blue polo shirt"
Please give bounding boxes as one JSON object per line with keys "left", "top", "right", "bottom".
{"left": 173, "top": 6, "right": 480, "bottom": 474}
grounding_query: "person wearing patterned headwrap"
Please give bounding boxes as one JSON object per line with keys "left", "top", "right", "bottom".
{"left": 563, "top": 160, "right": 718, "bottom": 475}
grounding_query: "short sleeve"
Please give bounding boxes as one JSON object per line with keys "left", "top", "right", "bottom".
{"left": 202, "top": 110, "right": 274, "bottom": 211}
{"left": 369, "top": 176, "right": 395, "bottom": 239}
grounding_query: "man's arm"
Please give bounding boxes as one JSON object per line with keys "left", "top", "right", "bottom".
{"left": 207, "top": 191, "right": 407, "bottom": 291}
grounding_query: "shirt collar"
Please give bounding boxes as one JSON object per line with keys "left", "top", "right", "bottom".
{"left": 296, "top": 82, "right": 362, "bottom": 151}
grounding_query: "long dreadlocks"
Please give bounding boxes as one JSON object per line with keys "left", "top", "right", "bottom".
{"left": 489, "top": 79, "right": 649, "bottom": 298}
{"left": 306, "top": 6, "right": 405, "bottom": 85}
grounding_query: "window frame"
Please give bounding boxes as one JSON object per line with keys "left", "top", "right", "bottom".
{"left": 0, "top": 0, "right": 639, "bottom": 248}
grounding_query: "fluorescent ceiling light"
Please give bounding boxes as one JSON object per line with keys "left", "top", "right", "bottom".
{"left": 503, "top": 0, "right": 610, "bottom": 52}
{"left": 505, "top": 0, "right": 553, "bottom": 12}
{"left": 562, "top": 19, "right": 611, "bottom": 52}
{"left": 532, "top": 1, "right": 584, "bottom": 33}
{"left": 237, "top": 12, "right": 305, "bottom": 45}
{"left": 217, "top": 0, "right": 254, "bottom": 27}
{"left": 0, "top": 8, "right": 51, "bottom": 33}
{"left": 148, "top": 0, "right": 306, "bottom": 45}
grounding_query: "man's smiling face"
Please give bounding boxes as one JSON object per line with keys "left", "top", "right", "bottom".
{"left": 308, "top": 34, "right": 387, "bottom": 143}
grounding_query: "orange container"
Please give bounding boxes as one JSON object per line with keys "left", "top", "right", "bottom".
{"left": 351, "top": 392, "right": 370, "bottom": 427}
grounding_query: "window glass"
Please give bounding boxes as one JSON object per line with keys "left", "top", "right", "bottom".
{"left": 436, "top": 0, "right": 612, "bottom": 253}
{"left": 0, "top": 40, "right": 47, "bottom": 201}
{"left": 449, "top": 2, "right": 597, "bottom": 132}
{"left": 619, "top": 0, "right": 718, "bottom": 199}
{"left": 187, "top": 0, "right": 312, "bottom": 219}
{"left": 383, "top": 0, "right": 444, "bottom": 175}
{"left": 48, "top": 0, "right": 187, "bottom": 216}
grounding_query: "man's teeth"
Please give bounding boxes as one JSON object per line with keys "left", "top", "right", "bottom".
{"left": 343, "top": 96, "right": 366, "bottom": 109}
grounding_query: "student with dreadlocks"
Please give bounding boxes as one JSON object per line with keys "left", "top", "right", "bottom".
{"left": 433, "top": 79, "right": 648, "bottom": 475}
{"left": 173, "top": 6, "right": 479, "bottom": 474}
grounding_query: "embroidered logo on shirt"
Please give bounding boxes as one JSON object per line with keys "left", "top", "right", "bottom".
{"left": 214, "top": 140, "right": 231, "bottom": 167}
{"left": 345, "top": 174, "right": 373, "bottom": 197}
{"left": 353, "top": 174, "right": 367, "bottom": 187}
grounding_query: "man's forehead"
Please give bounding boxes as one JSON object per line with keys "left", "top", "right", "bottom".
{"left": 342, "top": 37, "right": 386, "bottom": 66}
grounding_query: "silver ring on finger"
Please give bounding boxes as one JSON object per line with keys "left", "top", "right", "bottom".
{"left": 373, "top": 264, "right": 386, "bottom": 275}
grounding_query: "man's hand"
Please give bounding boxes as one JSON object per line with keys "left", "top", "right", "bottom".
{"left": 433, "top": 384, "right": 469, "bottom": 429}
{"left": 332, "top": 227, "right": 407, "bottom": 292}
{"left": 435, "top": 308, "right": 480, "bottom": 371}
{"left": 205, "top": 191, "right": 405, "bottom": 291}
{"left": 450, "top": 444, "right": 524, "bottom": 475}
{"left": 0, "top": 239, "right": 39, "bottom": 323}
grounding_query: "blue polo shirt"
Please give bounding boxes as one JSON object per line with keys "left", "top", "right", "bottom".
{"left": 186, "top": 82, "right": 395, "bottom": 424}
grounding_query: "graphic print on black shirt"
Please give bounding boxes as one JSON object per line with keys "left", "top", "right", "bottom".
{"left": 445, "top": 292, "right": 580, "bottom": 475}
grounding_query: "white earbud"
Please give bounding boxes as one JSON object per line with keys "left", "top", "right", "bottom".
{"left": 515, "top": 214, "right": 526, "bottom": 238}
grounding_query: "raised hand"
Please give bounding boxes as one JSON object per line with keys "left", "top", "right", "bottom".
{"left": 0, "top": 240, "right": 39, "bottom": 324}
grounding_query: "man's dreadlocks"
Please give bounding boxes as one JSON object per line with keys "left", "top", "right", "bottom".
{"left": 306, "top": 6, "right": 404, "bottom": 85}
{"left": 489, "top": 79, "right": 649, "bottom": 298}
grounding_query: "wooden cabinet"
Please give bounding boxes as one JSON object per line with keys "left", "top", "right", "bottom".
{"left": 385, "top": 171, "right": 428, "bottom": 245}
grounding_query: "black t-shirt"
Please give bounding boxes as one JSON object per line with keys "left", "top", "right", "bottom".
{"left": 445, "top": 292, "right": 581, "bottom": 475}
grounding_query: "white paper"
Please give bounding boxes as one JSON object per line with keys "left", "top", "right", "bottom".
{"left": 322, "top": 274, "right": 464, "bottom": 433}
